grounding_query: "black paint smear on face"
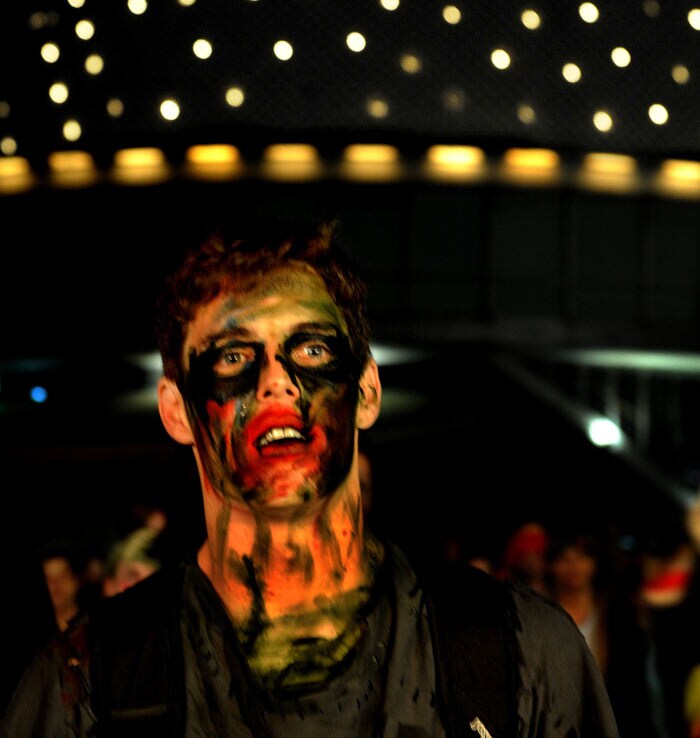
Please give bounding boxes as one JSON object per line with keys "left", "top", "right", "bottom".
{"left": 184, "top": 331, "right": 363, "bottom": 499}
{"left": 186, "top": 332, "right": 362, "bottom": 407}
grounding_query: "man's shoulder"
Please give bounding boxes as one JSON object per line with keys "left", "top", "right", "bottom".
{"left": 405, "top": 556, "right": 521, "bottom": 738}
{"left": 86, "top": 561, "right": 189, "bottom": 657}
{"left": 505, "top": 578, "right": 586, "bottom": 638}
{"left": 392, "top": 546, "right": 619, "bottom": 737}
{"left": 399, "top": 547, "right": 582, "bottom": 646}
{"left": 402, "top": 550, "right": 517, "bottom": 622}
{"left": 388, "top": 542, "right": 578, "bottom": 624}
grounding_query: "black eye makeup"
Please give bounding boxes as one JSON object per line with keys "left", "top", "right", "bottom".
{"left": 283, "top": 332, "right": 344, "bottom": 371}
{"left": 186, "top": 328, "right": 363, "bottom": 407}
{"left": 200, "top": 333, "right": 342, "bottom": 379}
{"left": 211, "top": 343, "right": 258, "bottom": 378}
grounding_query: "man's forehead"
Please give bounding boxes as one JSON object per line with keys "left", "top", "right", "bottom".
{"left": 219, "top": 262, "right": 326, "bottom": 299}
{"left": 187, "top": 264, "right": 345, "bottom": 344}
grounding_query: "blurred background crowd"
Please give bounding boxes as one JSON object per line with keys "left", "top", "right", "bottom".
{"left": 6, "top": 446, "right": 700, "bottom": 738}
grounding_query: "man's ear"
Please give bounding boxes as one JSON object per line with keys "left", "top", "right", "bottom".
{"left": 158, "top": 377, "right": 195, "bottom": 445}
{"left": 356, "top": 359, "right": 382, "bottom": 430}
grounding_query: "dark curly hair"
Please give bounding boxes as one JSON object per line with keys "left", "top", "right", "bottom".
{"left": 154, "top": 218, "right": 372, "bottom": 386}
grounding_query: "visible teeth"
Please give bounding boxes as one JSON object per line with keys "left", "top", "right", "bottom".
{"left": 258, "top": 427, "right": 305, "bottom": 447}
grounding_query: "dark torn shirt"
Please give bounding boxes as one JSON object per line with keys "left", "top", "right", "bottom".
{"left": 180, "top": 543, "right": 445, "bottom": 738}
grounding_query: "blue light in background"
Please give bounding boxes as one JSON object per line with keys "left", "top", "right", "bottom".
{"left": 29, "top": 385, "right": 48, "bottom": 403}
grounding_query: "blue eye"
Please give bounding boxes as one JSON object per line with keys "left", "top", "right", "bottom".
{"left": 305, "top": 344, "right": 326, "bottom": 357}
{"left": 214, "top": 346, "right": 256, "bottom": 377}
{"left": 292, "top": 341, "right": 333, "bottom": 366}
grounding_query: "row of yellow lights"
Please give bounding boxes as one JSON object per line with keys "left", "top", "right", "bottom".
{"left": 2, "top": 144, "right": 700, "bottom": 198}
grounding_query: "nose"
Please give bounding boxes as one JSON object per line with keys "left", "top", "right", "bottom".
{"left": 256, "top": 352, "right": 300, "bottom": 401}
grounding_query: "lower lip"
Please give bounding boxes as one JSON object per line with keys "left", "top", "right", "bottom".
{"left": 258, "top": 440, "right": 308, "bottom": 458}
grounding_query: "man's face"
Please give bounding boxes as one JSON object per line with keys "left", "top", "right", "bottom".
{"left": 181, "top": 265, "right": 363, "bottom": 512}
{"left": 42, "top": 557, "right": 80, "bottom": 611}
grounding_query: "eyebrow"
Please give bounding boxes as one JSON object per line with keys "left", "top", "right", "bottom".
{"left": 290, "top": 321, "right": 341, "bottom": 335}
{"left": 204, "top": 325, "right": 255, "bottom": 348}
{"left": 204, "top": 321, "right": 341, "bottom": 348}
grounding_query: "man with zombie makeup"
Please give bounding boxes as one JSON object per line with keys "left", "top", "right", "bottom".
{"left": 0, "top": 219, "right": 620, "bottom": 738}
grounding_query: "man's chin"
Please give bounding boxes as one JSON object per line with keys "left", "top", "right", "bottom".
{"left": 242, "top": 474, "right": 322, "bottom": 505}
{"left": 250, "top": 489, "right": 326, "bottom": 520}
{"left": 241, "top": 456, "right": 323, "bottom": 498}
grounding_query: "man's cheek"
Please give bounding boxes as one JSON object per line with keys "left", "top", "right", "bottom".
{"left": 193, "top": 399, "right": 241, "bottom": 463}
{"left": 315, "top": 385, "right": 357, "bottom": 425}
{"left": 203, "top": 397, "right": 237, "bottom": 429}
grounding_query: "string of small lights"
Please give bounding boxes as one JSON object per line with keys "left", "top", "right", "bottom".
{"left": 4, "top": 0, "right": 700, "bottom": 195}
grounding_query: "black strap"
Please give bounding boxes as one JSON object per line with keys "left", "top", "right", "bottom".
{"left": 423, "top": 562, "right": 519, "bottom": 738}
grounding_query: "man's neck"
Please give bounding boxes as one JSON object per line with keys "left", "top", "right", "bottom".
{"left": 197, "top": 488, "right": 385, "bottom": 688}
{"left": 198, "top": 488, "right": 381, "bottom": 628}
{"left": 54, "top": 603, "right": 79, "bottom": 632}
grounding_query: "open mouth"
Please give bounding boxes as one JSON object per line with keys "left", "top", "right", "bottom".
{"left": 256, "top": 426, "right": 307, "bottom": 449}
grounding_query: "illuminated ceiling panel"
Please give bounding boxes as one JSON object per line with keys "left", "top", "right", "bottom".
{"left": 2, "top": 1, "right": 700, "bottom": 166}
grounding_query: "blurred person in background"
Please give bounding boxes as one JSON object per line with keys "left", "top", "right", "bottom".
{"left": 547, "top": 527, "right": 666, "bottom": 738}
{"left": 36, "top": 537, "right": 101, "bottom": 634}
{"left": 102, "top": 524, "right": 173, "bottom": 597}
{"left": 546, "top": 532, "right": 608, "bottom": 669}
{"left": 642, "top": 521, "right": 700, "bottom": 738}
{"left": 660, "top": 496, "right": 700, "bottom": 738}
{"left": 497, "top": 520, "right": 549, "bottom": 594}
{"left": 685, "top": 664, "right": 700, "bottom": 738}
